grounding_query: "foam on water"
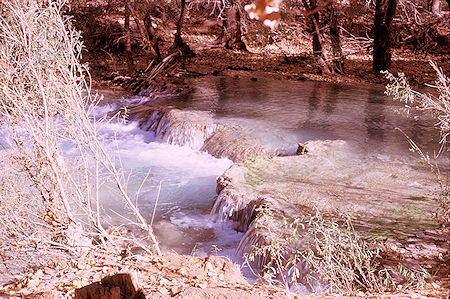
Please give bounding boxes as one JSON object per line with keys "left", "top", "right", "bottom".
{"left": 85, "top": 101, "right": 235, "bottom": 257}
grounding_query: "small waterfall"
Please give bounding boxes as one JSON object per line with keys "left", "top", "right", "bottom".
{"left": 211, "top": 189, "right": 264, "bottom": 232}
{"left": 143, "top": 109, "right": 220, "bottom": 150}
{"left": 132, "top": 107, "right": 217, "bottom": 150}
{"left": 236, "top": 220, "right": 269, "bottom": 267}
{"left": 211, "top": 139, "right": 445, "bottom": 291}
{"left": 202, "top": 126, "right": 277, "bottom": 162}
{"left": 128, "top": 104, "right": 278, "bottom": 162}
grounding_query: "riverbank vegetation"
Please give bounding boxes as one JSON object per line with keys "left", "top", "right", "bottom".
{"left": 0, "top": 0, "right": 162, "bottom": 295}
{"left": 0, "top": 0, "right": 449, "bottom": 298}
{"left": 245, "top": 206, "right": 433, "bottom": 293}
{"left": 384, "top": 61, "right": 449, "bottom": 227}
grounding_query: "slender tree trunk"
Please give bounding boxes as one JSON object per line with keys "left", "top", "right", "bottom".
{"left": 124, "top": 4, "right": 135, "bottom": 74}
{"left": 173, "top": 0, "right": 194, "bottom": 56}
{"left": 373, "top": 0, "right": 397, "bottom": 72}
{"left": 308, "top": 0, "right": 322, "bottom": 57}
{"left": 312, "top": 27, "right": 321, "bottom": 57}
{"left": 144, "top": 9, "right": 161, "bottom": 58}
{"left": 175, "top": 0, "right": 185, "bottom": 42}
{"left": 218, "top": 16, "right": 228, "bottom": 44}
{"left": 302, "top": 0, "right": 330, "bottom": 74}
{"left": 125, "top": 1, "right": 158, "bottom": 57}
{"left": 329, "top": 2, "right": 344, "bottom": 74}
{"left": 234, "top": 6, "right": 247, "bottom": 50}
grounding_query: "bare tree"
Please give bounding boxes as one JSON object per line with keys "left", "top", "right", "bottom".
{"left": 0, "top": 0, "right": 161, "bottom": 256}
{"left": 221, "top": 1, "right": 247, "bottom": 50}
{"left": 124, "top": 3, "right": 135, "bottom": 73}
{"left": 125, "top": 0, "right": 160, "bottom": 57}
{"left": 301, "top": 0, "right": 331, "bottom": 74}
{"left": 329, "top": 2, "right": 344, "bottom": 74}
{"left": 143, "top": 4, "right": 161, "bottom": 57}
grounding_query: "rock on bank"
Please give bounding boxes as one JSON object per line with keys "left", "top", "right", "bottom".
{"left": 212, "top": 140, "right": 448, "bottom": 268}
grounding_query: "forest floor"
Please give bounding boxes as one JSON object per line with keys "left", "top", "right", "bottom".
{"left": 85, "top": 22, "right": 450, "bottom": 91}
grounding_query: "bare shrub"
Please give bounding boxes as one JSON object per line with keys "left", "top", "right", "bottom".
{"left": 383, "top": 62, "right": 449, "bottom": 225}
{"left": 244, "top": 206, "right": 431, "bottom": 294}
{"left": 0, "top": 0, "right": 160, "bottom": 282}
{"left": 384, "top": 61, "right": 449, "bottom": 147}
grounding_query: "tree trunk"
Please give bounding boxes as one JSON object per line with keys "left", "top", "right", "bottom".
{"left": 223, "top": 5, "right": 247, "bottom": 50}
{"left": 302, "top": 0, "right": 330, "bottom": 74}
{"left": 308, "top": 0, "right": 322, "bottom": 57}
{"left": 143, "top": 9, "right": 161, "bottom": 58}
{"left": 126, "top": 1, "right": 158, "bottom": 57}
{"left": 373, "top": 0, "right": 397, "bottom": 72}
{"left": 329, "top": 2, "right": 344, "bottom": 74}
{"left": 218, "top": 16, "right": 228, "bottom": 44}
{"left": 173, "top": 0, "right": 194, "bottom": 57}
{"left": 124, "top": 4, "right": 135, "bottom": 74}
{"left": 234, "top": 6, "right": 247, "bottom": 50}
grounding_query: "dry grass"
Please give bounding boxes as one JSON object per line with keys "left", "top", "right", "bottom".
{"left": 383, "top": 61, "right": 449, "bottom": 226}
{"left": 384, "top": 61, "right": 449, "bottom": 146}
{"left": 0, "top": 0, "right": 161, "bottom": 292}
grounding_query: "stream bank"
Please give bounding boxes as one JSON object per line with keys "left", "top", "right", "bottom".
{"left": 120, "top": 75, "right": 449, "bottom": 295}
{"left": 3, "top": 76, "right": 449, "bottom": 298}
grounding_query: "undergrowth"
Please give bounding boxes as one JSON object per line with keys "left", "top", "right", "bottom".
{"left": 383, "top": 62, "right": 449, "bottom": 226}
{"left": 0, "top": 0, "right": 160, "bottom": 293}
{"left": 244, "top": 206, "right": 432, "bottom": 294}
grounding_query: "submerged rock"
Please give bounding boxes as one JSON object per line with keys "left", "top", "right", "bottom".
{"left": 212, "top": 139, "right": 447, "bottom": 267}
{"left": 202, "top": 126, "right": 277, "bottom": 162}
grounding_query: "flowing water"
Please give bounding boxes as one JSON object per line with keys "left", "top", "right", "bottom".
{"left": 93, "top": 77, "right": 446, "bottom": 277}
{"left": 91, "top": 102, "right": 241, "bottom": 258}
{"left": 169, "top": 77, "right": 444, "bottom": 159}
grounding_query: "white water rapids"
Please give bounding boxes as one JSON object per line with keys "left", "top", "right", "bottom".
{"left": 89, "top": 102, "right": 244, "bottom": 261}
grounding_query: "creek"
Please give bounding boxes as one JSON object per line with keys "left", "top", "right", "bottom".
{"left": 95, "top": 76, "right": 446, "bottom": 279}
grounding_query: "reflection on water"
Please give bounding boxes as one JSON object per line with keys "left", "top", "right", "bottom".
{"left": 365, "top": 88, "right": 386, "bottom": 144}
{"left": 157, "top": 77, "right": 443, "bottom": 161}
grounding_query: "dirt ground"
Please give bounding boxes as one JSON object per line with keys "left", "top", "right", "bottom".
{"left": 1, "top": 249, "right": 448, "bottom": 298}
{"left": 86, "top": 27, "right": 450, "bottom": 91}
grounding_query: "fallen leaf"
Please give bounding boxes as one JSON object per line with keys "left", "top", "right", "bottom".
{"left": 177, "top": 268, "right": 187, "bottom": 276}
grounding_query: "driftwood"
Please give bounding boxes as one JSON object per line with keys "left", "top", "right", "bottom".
{"left": 74, "top": 273, "right": 145, "bottom": 299}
